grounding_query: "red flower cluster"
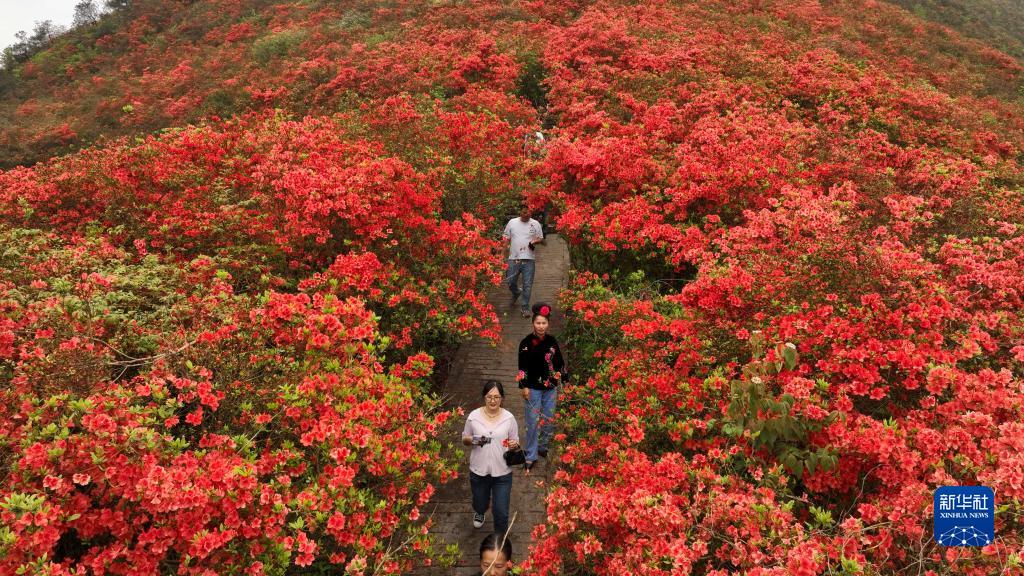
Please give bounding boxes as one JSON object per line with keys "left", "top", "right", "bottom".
{"left": 528, "top": 0, "right": 1024, "bottom": 573}
{"left": 3, "top": 0, "right": 1024, "bottom": 573}
{"left": 0, "top": 15, "right": 544, "bottom": 567}
{"left": 0, "top": 225, "right": 470, "bottom": 573}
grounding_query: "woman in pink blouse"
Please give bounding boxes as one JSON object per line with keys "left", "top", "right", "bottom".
{"left": 462, "top": 380, "right": 520, "bottom": 535}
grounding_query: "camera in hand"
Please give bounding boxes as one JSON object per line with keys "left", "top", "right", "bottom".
{"left": 473, "top": 435, "right": 492, "bottom": 446}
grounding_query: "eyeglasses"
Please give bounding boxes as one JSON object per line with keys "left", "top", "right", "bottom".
{"left": 484, "top": 395, "right": 502, "bottom": 401}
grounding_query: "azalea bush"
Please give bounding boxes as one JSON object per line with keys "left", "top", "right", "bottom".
{"left": 0, "top": 227, "right": 459, "bottom": 573}
{"left": 4, "top": 0, "right": 1024, "bottom": 573}
{"left": 528, "top": 0, "right": 1024, "bottom": 574}
{"left": 0, "top": 0, "right": 558, "bottom": 571}
{"left": 0, "top": 37, "right": 545, "bottom": 572}
{"left": 537, "top": 271, "right": 1024, "bottom": 574}
{"left": 0, "top": 108, "right": 524, "bottom": 351}
{"left": 0, "top": 0, "right": 552, "bottom": 169}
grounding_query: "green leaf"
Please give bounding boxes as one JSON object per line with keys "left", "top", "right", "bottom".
{"left": 782, "top": 345, "right": 798, "bottom": 370}
{"left": 810, "top": 505, "right": 833, "bottom": 527}
{"left": 840, "top": 556, "right": 863, "bottom": 573}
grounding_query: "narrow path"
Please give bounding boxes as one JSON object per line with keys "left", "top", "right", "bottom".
{"left": 418, "top": 234, "right": 570, "bottom": 574}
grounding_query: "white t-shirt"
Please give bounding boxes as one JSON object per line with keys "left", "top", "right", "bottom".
{"left": 503, "top": 218, "right": 543, "bottom": 260}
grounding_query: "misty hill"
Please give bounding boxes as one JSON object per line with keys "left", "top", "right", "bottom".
{"left": 887, "top": 0, "right": 1024, "bottom": 59}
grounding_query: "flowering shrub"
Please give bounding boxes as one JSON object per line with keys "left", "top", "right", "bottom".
{"left": 0, "top": 227, "right": 462, "bottom": 573}
{"left": 0, "top": 0, "right": 551, "bottom": 169}
{"left": 541, "top": 272, "right": 1024, "bottom": 574}
{"left": 0, "top": 14, "right": 549, "bottom": 570}
{"left": 0, "top": 0, "right": 559, "bottom": 571}
{"left": 530, "top": 0, "right": 1024, "bottom": 573}
{"left": 4, "top": 0, "right": 1024, "bottom": 573}
{"left": 0, "top": 109, "right": 519, "bottom": 351}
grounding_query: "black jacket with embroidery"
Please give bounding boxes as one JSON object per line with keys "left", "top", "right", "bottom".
{"left": 517, "top": 333, "right": 565, "bottom": 390}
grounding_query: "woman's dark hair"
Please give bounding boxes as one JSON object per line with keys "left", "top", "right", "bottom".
{"left": 479, "top": 533, "right": 513, "bottom": 561}
{"left": 482, "top": 379, "right": 505, "bottom": 398}
{"left": 531, "top": 301, "right": 552, "bottom": 320}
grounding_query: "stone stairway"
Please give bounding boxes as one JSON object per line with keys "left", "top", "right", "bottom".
{"left": 416, "top": 234, "right": 570, "bottom": 574}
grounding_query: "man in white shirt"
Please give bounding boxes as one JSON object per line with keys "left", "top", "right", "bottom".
{"left": 523, "top": 131, "right": 546, "bottom": 158}
{"left": 502, "top": 205, "right": 544, "bottom": 318}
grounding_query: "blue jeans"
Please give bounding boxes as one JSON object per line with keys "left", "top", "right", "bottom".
{"left": 506, "top": 259, "right": 536, "bottom": 313}
{"left": 470, "top": 471, "right": 512, "bottom": 535}
{"left": 524, "top": 387, "right": 558, "bottom": 462}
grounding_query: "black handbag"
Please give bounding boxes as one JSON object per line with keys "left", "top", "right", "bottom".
{"left": 503, "top": 447, "right": 526, "bottom": 467}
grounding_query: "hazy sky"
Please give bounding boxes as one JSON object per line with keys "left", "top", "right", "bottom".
{"left": 0, "top": 0, "right": 82, "bottom": 51}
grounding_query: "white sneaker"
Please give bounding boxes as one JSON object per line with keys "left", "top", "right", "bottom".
{"left": 473, "top": 513, "right": 485, "bottom": 528}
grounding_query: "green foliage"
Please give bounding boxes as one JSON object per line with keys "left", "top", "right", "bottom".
{"left": 514, "top": 51, "right": 548, "bottom": 109}
{"left": 337, "top": 9, "right": 372, "bottom": 30}
{"left": 0, "top": 226, "right": 213, "bottom": 391}
{"left": 723, "top": 364, "right": 839, "bottom": 480}
{"left": 567, "top": 242, "right": 695, "bottom": 294}
{"left": 0, "top": 493, "right": 48, "bottom": 517}
{"left": 888, "top": 0, "right": 1024, "bottom": 59}
{"left": 198, "top": 88, "right": 249, "bottom": 118}
{"left": 809, "top": 505, "right": 834, "bottom": 527}
{"left": 839, "top": 556, "right": 864, "bottom": 574}
{"left": 251, "top": 29, "right": 309, "bottom": 64}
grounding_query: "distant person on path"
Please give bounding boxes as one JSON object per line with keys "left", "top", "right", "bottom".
{"left": 475, "top": 533, "right": 513, "bottom": 576}
{"left": 523, "top": 130, "right": 546, "bottom": 158}
{"left": 503, "top": 205, "right": 544, "bottom": 318}
{"left": 462, "top": 380, "right": 520, "bottom": 535}
{"left": 517, "top": 302, "right": 565, "bottom": 472}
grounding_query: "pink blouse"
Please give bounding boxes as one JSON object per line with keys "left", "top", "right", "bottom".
{"left": 462, "top": 408, "right": 519, "bottom": 477}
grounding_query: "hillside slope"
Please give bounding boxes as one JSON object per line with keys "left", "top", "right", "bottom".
{"left": 1, "top": 0, "right": 1022, "bottom": 169}
{"left": 887, "top": 0, "right": 1024, "bottom": 59}
{"left": 3, "top": 1, "right": 1024, "bottom": 574}
{"left": 0, "top": 0, "right": 550, "bottom": 168}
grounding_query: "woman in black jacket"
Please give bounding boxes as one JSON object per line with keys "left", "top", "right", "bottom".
{"left": 517, "top": 302, "right": 565, "bottom": 472}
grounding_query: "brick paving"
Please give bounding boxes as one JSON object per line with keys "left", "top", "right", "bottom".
{"left": 415, "top": 234, "right": 570, "bottom": 574}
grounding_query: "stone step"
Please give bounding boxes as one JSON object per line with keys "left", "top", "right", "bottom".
{"left": 413, "top": 235, "right": 569, "bottom": 574}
